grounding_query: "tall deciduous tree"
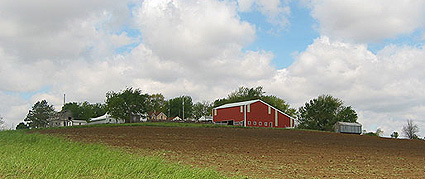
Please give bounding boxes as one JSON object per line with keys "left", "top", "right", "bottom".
{"left": 297, "top": 95, "right": 358, "bottom": 131}
{"left": 168, "top": 96, "right": 193, "bottom": 119}
{"left": 193, "top": 101, "right": 212, "bottom": 120}
{"left": 62, "top": 102, "right": 106, "bottom": 121}
{"left": 105, "top": 88, "right": 149, "bottom": 122}
{"left": 402, "top": 120, "right": 419, "bottom": 139}
{"left": 24, "top": 100, "right": 55, "bottom": 128}
{"left": 147, "top": 94, "right": 167, "bottom": 113}
{"left": 261, "top": 95, "right": 296, "bottom": 117}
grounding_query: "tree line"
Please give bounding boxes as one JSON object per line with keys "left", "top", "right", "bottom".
{"left": 15, "top": 86, "right": 421, "bottom": 139}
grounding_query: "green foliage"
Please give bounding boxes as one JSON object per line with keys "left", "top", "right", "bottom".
{"left": 106, "top": 88, "right": 149, "bottom": 122}
{"left": 24, "top": 100, "right": 55, "bottom": 128}
{"left": 213, "top": 86, "right": 296, "bottom": 117}
{"left": 261, "top": 95, "right": 297, "bottom": 117}
{"left": 363, "top": 132, "right": 378, "bottom": 137}
{"left": 375, "top": 128, "right": 384, "bottom": 137}
{"left": 147, "top": 93, "right": 167, "bottom": 113}
{"left": 0, "top": 130, "right": 227, "bottom": 178}
{"left": 214, "top": 86, "right": 263, "bottom": 107}
{"left": 16, "top": 122, "right": 30, "bottom": 130}
{"left": 193, "top": 101, "right": 213, "bottom": 119}
{"left": 297, "top": 95, "right": 358, "bottom": 131}
{"left": 168, "top": 96, "right": 193, "bottom": 119}
{"left": 62, "top": 102, "right": 106, "bottom": 121}
{"left": 391, "top": 131, "right": 399, "bottom": 139}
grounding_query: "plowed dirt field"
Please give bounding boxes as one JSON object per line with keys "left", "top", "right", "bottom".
{"left": 37, "top": 126, "right": 425, "bottom": 178}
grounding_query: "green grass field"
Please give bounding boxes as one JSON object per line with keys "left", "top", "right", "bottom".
{"left": 0, "top": 129, "right": 228, "bottom": 178}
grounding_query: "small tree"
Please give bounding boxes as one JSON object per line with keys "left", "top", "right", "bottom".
{"left": 375, "top": 128, "right": 384, "bottom": 137}
{"left": 0, "top": 115, "right": 5, "bottom": 130}
{"left": 390, "top": 131, "right": 399, "bottom": 139}
{"left": 16, "top": 122, "right": 30, "bottom": 130}
{"left": 24, "top": 100, "right": 55, "bottom": 128}
{"left": 402, "top": 120, "right": 419, "bottom": 139}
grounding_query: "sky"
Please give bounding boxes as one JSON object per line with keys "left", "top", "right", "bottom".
{"left": 1, "top": 0, "right": 425, "bottom": 137}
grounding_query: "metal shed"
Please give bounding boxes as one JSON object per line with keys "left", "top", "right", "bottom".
{"left": 334, "top": 122, "right": 362, "bottom": 134}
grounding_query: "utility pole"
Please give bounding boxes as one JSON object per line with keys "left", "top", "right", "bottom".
{"left": 182, "top": 97, "right": 185, "bottom": 120}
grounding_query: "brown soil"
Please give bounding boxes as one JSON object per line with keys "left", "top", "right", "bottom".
{"left": 36, "top": 126, "right": 425, "bottom": 178}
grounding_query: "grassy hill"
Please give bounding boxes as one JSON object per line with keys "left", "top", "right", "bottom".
{"left": 0, "top": 129, "right": 228, "bottom": 178}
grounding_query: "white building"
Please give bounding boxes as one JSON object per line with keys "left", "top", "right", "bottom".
{"left": 88, "top": 114, "right": 124, "bottom": 125}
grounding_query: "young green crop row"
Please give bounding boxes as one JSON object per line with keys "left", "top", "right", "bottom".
{"left": 0, "top": 130, "right": 231, "bottom": 179}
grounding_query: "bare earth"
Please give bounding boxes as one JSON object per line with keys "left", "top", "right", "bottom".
{"left": 37, "top": 126, "right": 425, "bottom": 178}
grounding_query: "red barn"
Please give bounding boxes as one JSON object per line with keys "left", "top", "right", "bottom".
{"left": 213, "top": 99, "right": 294, "bottom": 128}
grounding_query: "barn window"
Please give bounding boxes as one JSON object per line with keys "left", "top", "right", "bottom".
{"left": 248, "top": 121, "right": 251, "bottom": 125}
{"left": 214, "top": 109, "right": 217, "bottom": 116}
{"left": 253, "top": 121, "right": 257, "bottom": 125}
{"left": 240, "top": 106, "right": 243, "bottom": 113}
{"left": 268, "top": 106, "right": 271, "bottom": 114}
{"left": 259, "top": 122, "right": 262, "bottom": 126}
{"left": 264, "top": 122, "right": 268, "bottom": 126}
{"left": 247, "top": 104, "right": 250, "bottom": 112}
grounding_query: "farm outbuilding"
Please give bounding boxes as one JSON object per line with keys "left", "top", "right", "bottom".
{"left": 334, "top": 122, "right": 362, "bottom": 134}
{"left": 213, "top": 99, "right": 294, "bottom": 128}
{"left": 88, "top": 114, "right": 125, "bottom": 125}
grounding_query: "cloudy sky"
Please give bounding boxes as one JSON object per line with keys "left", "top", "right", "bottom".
{"left": 1, "top": 0, "right": 425, "bottom": 137}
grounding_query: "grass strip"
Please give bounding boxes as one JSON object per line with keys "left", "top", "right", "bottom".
{"left": 0, "top": 130, "right": 228, "bottom": 179}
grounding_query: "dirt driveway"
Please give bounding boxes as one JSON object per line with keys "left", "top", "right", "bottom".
{"left": 38, "top": 126, "right": 425, "bottom": 178}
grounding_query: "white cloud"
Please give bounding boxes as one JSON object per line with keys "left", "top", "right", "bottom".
{"left": 238, "top": 0, "right": 291, "bottom": 27}
{"left": 136, "top": 0, "right": 256, "bottom": 62}
{"left": 262, "top": 36, "right": 425, "bottom": 137}
{"left": 306, "top": 0, "right": 425, "bottom": 42}
{"left": 0, "top": 0, "right": 136, "bottom": 62}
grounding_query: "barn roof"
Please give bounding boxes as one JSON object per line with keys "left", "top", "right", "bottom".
{"left": 335, "top": 121, "right": 362, "bottom": 127}
{"left": 214, "top": 99, "right": 261, "bottom": 109}
{"left": 214, "top": 99, "right": 294, "bottom": 119}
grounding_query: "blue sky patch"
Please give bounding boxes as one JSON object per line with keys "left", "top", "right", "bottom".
{"left": 240, "top": 2, "right": 319, "bottom": 69}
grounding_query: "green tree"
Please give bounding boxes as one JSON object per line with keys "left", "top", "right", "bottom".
{"left": 168, "top": 96, "right": 193, "bottom": 119}
{"left": 62, "top": 102, "right": 106, "bottom": 121}
{"left": 228, "top": 86, "right": 264, "bottom": 102}
{"left": 375, "top": 128, "right": 384, "bottom": 137}
{"left": 147, "top": 94, "right": 167, "bottom": 113}
{"left": 16, "top": 122, "right": 30, "bottom": 130}
{"left": 193, "top": 101, "right": 212, "bottom": 119}
{"left": 24, "top": 100, "right": 55, "bottom": 128}
{"left": 402, "top": 120, "right": 419, "bottom": 139}
{"left": 297, "top": 95, "right": 358, "bottom": 131}
{"left": 261, "top": 95, "right": 297, "bottom": 117}
{"left": 391, "top": 131, "right": 399, "bottom": 139}
{"left": 105, "top": 88, "right": 149, "bottom": 122}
